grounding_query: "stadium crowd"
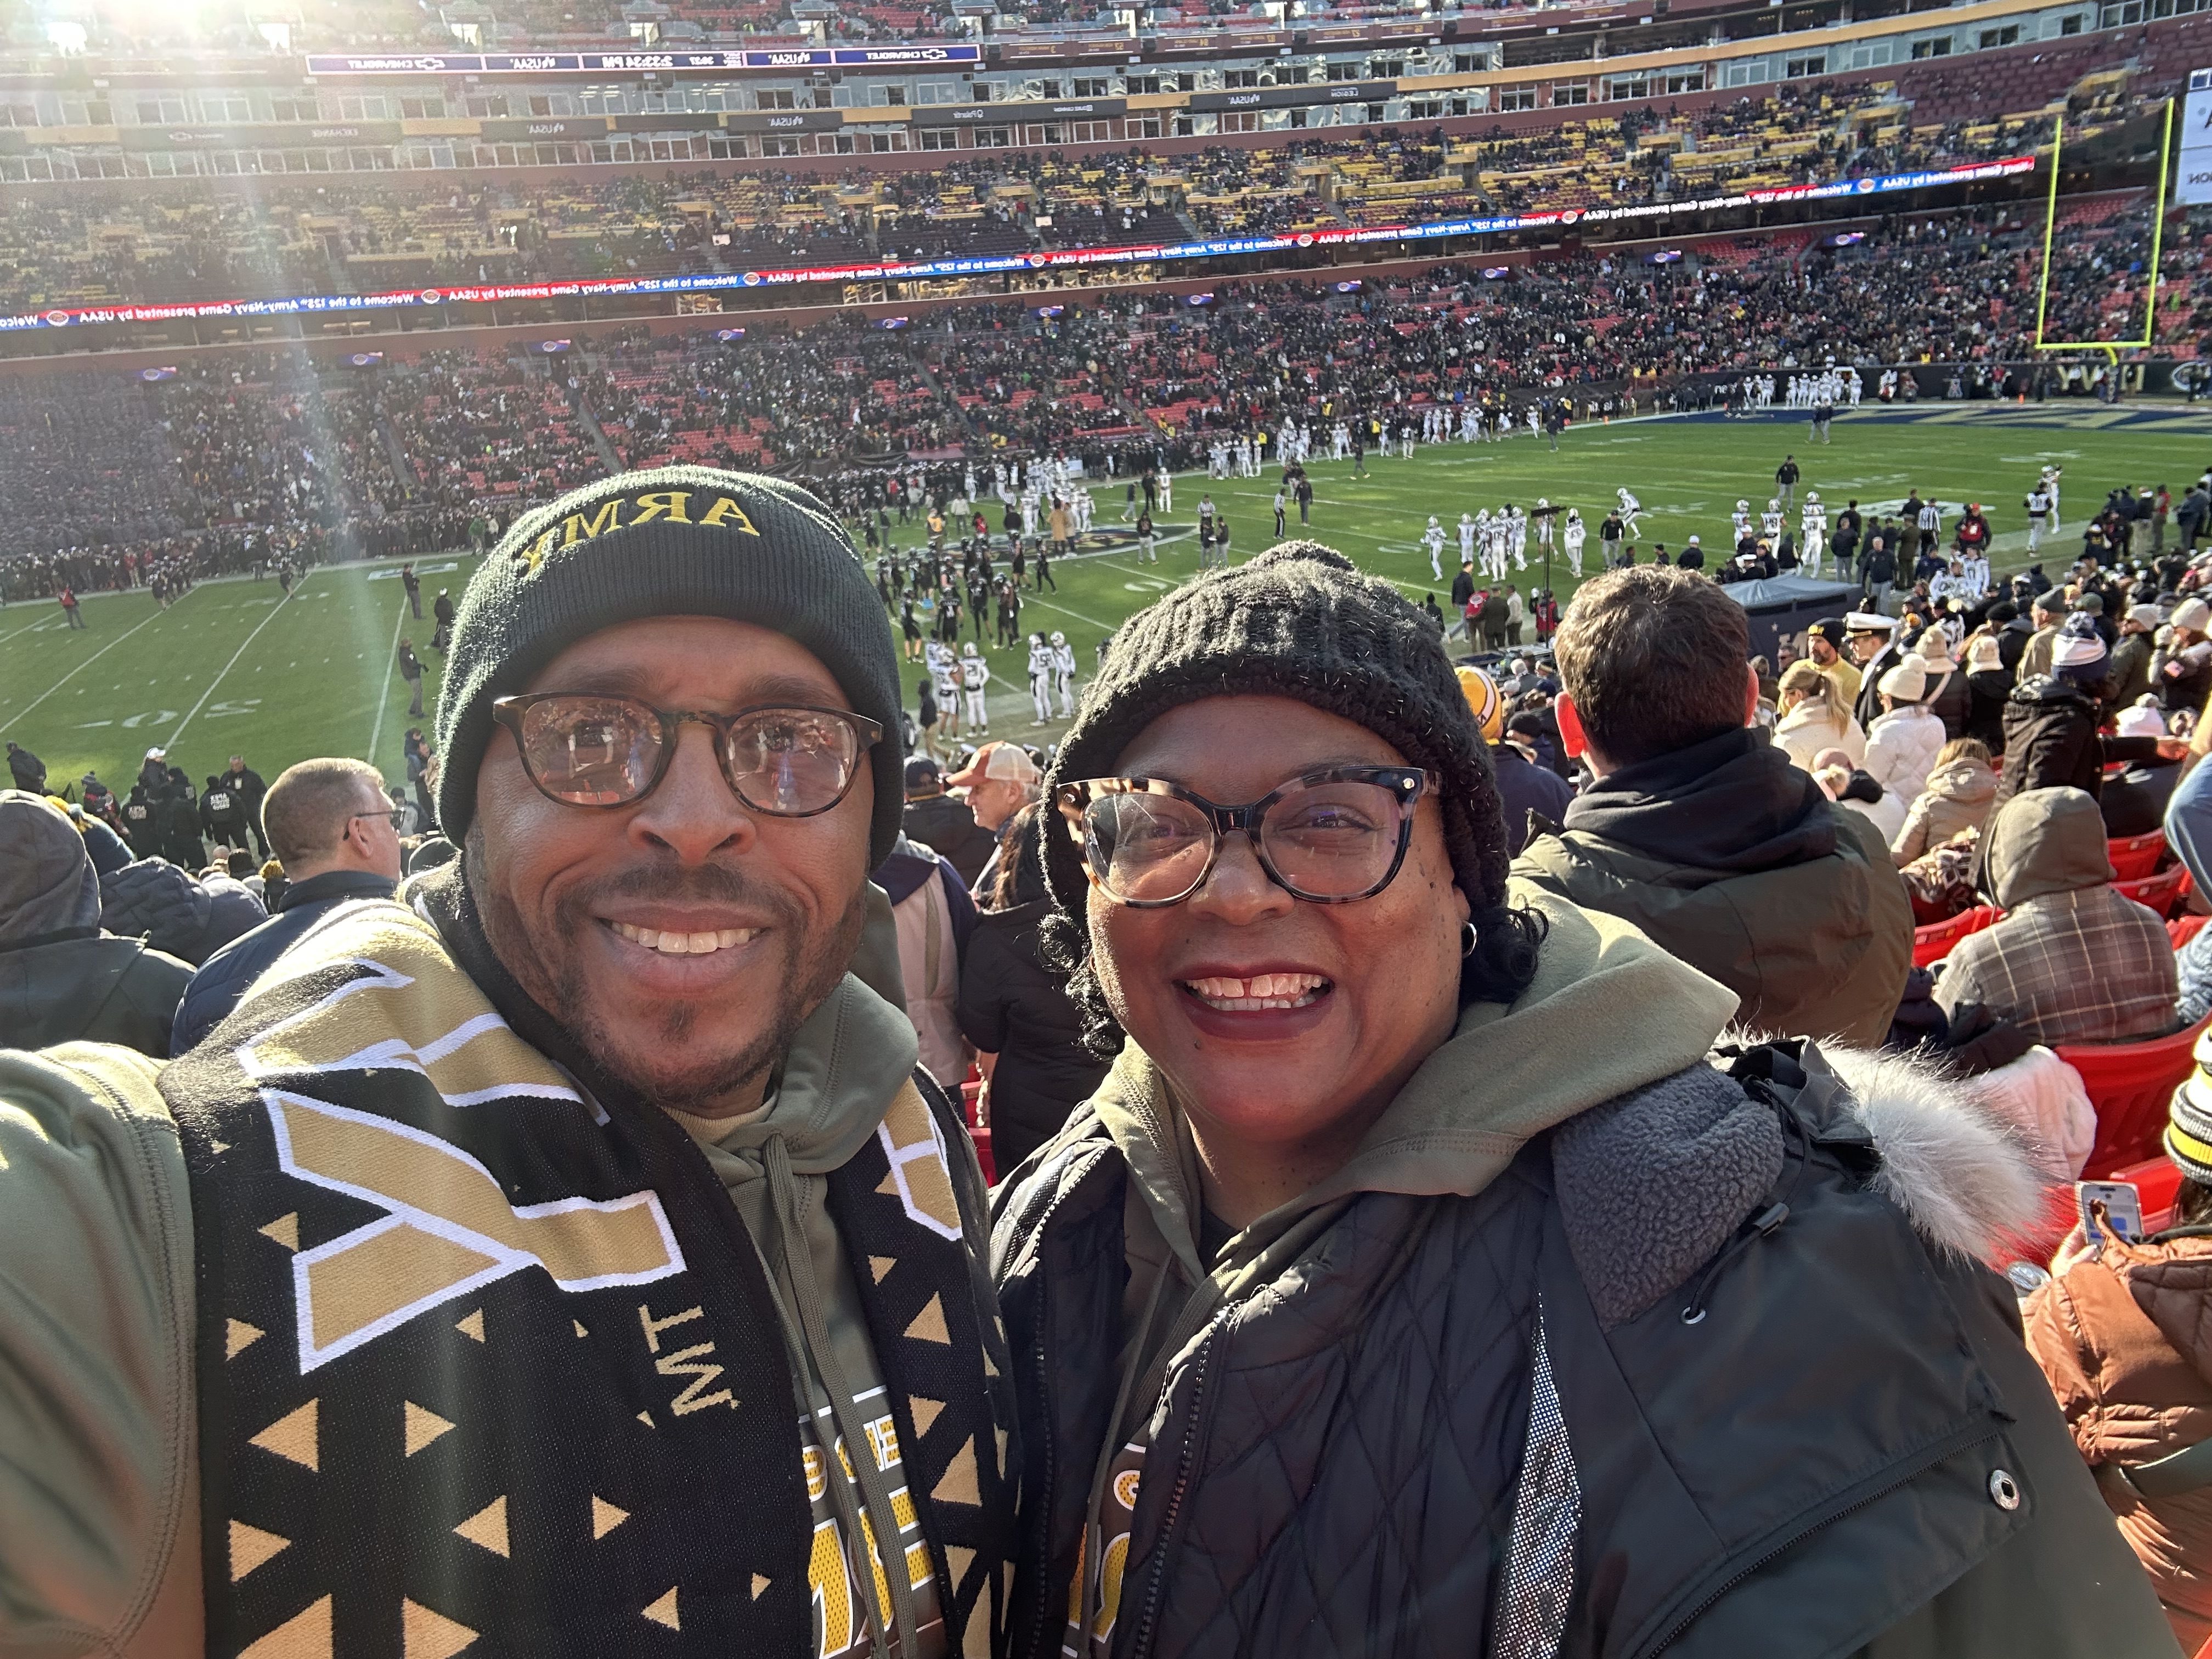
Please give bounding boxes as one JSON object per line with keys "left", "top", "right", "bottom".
{"left": 3, "top": 194, "right": 2197, "bottom": 601}
{"left": 10, "top": 452, "right": 2212, "bottom": 1654}
{"left": 0, "top": 63, "right": 2173, "bottom": 319}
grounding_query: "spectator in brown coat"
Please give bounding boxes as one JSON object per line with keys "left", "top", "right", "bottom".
{"left": 2026, "top": 1074, "right": 2212, "bottom": 1651}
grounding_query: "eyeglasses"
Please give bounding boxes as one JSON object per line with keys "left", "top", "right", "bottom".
{"left": 491, "top": 693, "right": 882, "bottom": 817}
{"left": 1055, "top": 767, "right": 1439, "bottom": 907}
{"left": 349, "top": 808, "right": 406, "bottom": 831}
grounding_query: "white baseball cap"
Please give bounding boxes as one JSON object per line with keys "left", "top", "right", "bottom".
{"left": 946, "top": 741, "right": 1042, "bottom": 792}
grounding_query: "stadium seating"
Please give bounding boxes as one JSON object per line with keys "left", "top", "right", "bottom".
{"left": 2108, "top": 831, "right": 2168, "bottom": 881}
{"left": 2117, "top": 865, "right": 2192, "bottom": 920}
{"left": 1912, "top": 904, "right": 2001, "bottom": 969}
{"left": 2060, "top": 1017, "right": 2212, "bottom": 1181}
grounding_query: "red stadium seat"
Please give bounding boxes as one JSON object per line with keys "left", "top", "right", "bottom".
{"left": 1911, "top": 904, "right": 2000, "bottom": 969}
{"left": 2057, "top": 1017, "right": 2212, "bottom": 1180}
{"left": 2107, "top": 1155, "right": 2186, "bottom": 1233}
{"left": 2107, "top": 831, "right": 2168, "bottom": 881}
{"left": 2115, "top": 865, "right": 2191, "bottom": 919}
{"left": 2173, "top": 915, "right": 2209, "bottom": 950}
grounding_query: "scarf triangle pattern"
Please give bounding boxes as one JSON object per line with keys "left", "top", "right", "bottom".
{"left": 160, "top": 895, "right": 1014, "bottom": 1658}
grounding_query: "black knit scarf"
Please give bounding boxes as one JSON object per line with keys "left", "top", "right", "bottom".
{"left": 161, "top": 862, "right": 1015, "bottom": 1657}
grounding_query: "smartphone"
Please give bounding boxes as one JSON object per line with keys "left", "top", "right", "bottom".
{"left": 2076, "top": 1180, "right": 2146, "bottom": 1244}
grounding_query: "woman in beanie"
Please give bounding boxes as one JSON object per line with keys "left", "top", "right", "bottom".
{"left": 2025, "top": 1077, "right": 2212, "bottom": 1651}
{"left": 991, "top": 541, "right": 2172, "bottom": 1659}
{"left": 1997, "top": 613, "right": 2185, "bottom": 812}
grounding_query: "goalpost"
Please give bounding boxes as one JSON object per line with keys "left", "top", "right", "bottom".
{"left": 2031, "top": 98, "right": 2179, "bottom": 357}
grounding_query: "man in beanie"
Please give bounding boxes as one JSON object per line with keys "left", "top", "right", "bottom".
{"left": 0, "top": 469, "right": 1014, "bottom": 1657}
{"left": 995, "top": 540, "right": 2171, "bottom": 1659}
{"left": 0, "top": 789, "right": 193, "bottom": 1055}
{"left": 1802, "top": 616, "right": 1861, "bottom": 714}
{"left": 1515, "top": 564, "right": 1913, "bottom": 1047}
{"left": 1998, "top": 613, "right": 2185, "bottom": 811}
{"left": 2110, "top": 602, "right": 2164, "bottom": 712}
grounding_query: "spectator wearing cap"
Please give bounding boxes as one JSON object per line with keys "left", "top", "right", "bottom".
{"left": 1963, "top": 628, "right": 2012, "bottom": 752}
{"left": 2075, "top": 589, "right": 2118, "bottom": 650}
{"left": 2025, "top": 1056, "right": 2212, "bottom": 1652}
{"left": 1914, "top": 626, "right": 1970, "bottom": 740}
{"left": 900, "top": 752, "right": 996, "bottom": 887}
{"left": 1846, "top": 611, "right": 1903, "bottom": 731}
{"left": 2101, "top": 700, "right": 2186, "bottom": 839}
{"left": 2020, "top": 589, "right": 2072, "bottom": 682}
{"left": 1802, "top": 616, "right": 1862, "bottom": 712}
{"left": 1936, "top": 786, "right": 2179, "bottom": 1046}
{"left": 946, "top": 739, "right": 1042, "bottom": 897}
{"left": 2111, "top": 603, "right": 2163, "bottom": 712}
{"left": 1774, "top": 659, "right": 1867, "bottom": 770}
{"left": 2155, "top": 597, "right": 2212, "bottom": 715}
{"left": 1997, "top": 616, "right": 2184, "bottom": 812}
{"left": 1863, "top": 656, "right": 1948, "bottom": 814}
{"left": 1515, "top": 565, "right": 1912, "bottom": 1046}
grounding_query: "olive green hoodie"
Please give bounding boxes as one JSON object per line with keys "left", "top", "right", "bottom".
{"left": 0, "top": 889, "right": 941, "bottom": 1659}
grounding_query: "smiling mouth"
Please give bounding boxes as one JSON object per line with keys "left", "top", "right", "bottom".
{"left": 1180, "top": 973, "right": 1331, "bottom": 1012}
{"left": 606, "top": 919, "right": 763, "bottom": 957}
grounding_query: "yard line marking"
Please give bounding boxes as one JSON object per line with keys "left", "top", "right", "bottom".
{"left": 0, "top": 598, "right": 182, "bottom": 729}
{"left": 365, "top": 591, "right": 411, "bottom": 772}
{"left": 0, "top": 612, "right": 57, "bottom": 646}
{"left": 1019, "top": 594, "right": 1119, "bottom": 631}
{"left": 167, "top": 579, "right": 303, "bottom": 751}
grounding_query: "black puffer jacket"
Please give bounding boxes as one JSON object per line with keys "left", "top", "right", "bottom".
{"left": 992, "top": 1041, "right": 2179, "bottom": 1659}
{"left": 955, "top": 899, "right": 1110, "bottom": 1171}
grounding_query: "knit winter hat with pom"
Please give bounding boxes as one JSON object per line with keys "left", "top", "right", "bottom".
{"left": 1038, "top": 540, "right": 1506, "bottom": 923}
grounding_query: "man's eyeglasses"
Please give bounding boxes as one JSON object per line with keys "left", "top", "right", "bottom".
{"left": 1054, "top": 767, "right": 1438, "bottom": 907}
{"left": 492, "top": 693, "right": 882, "bottom": 817}
{"left": 350, "top": 808, "right": 406, "bottom": 831}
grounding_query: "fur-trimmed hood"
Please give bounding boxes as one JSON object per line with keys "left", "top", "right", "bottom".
{"left": 1819, "top": 1041, "right": 2052, "bottom": 1261}
{"left": 1552, "top": 1032, "right": 2051, "bottom": 1330}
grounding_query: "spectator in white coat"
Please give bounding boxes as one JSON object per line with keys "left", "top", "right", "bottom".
{"left": 1863, "top": 656, "right": 1948, "bottom": 814}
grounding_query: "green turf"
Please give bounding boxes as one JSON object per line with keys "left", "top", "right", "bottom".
{"left": 3, "top": 405, "right": 2208, "bottom": 799}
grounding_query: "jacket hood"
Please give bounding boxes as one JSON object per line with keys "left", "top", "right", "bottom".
{"left": 1925, "top": 758, "right": 1996, "bottom": 807}
{"left": 1093, "top": 881, "right": 1741, "bottom": 1282}
{"left": 1983, "top": 786, "right": 2114, "bottom": 909}
{"left": 0, "top": 790, "right": 99, "bottom": 945}
{"left": 1561, "top": 726, "right": 1835, "bottom": 873}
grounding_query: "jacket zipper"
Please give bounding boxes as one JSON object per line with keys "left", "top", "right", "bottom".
{"left": 1126, "top": 1323, "right": 1223, "bottom": 1659}
{"left": 1633, "top": 1421, "right": 2002, "bottom": 1658}
{"left": 999, "top": 1148, "right": 1104, "bottom": 1659}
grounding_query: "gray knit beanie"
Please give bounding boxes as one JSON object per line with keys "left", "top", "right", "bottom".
{"left": 1040, "top": 541, "right": 1541, "bottom": 1049}
{"left": 435, "top": 466, "right": 904, "bottom": 865}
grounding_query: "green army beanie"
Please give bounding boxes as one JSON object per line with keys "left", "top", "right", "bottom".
{"left": 435, "top": 466, "right": 904, "bottom": 865}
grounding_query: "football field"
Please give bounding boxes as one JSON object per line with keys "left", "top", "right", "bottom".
{"left": 3, "top": 403, "right": 2207, "bottom": 802}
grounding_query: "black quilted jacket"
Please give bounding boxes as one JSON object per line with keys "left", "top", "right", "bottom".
{"left": 990, "top": 1043, "right": 2180, "bottom": 1659}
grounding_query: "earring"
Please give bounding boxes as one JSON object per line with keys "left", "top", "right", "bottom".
{"left": 1460, "top": 921, "right": 1478, "bottom": 958}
